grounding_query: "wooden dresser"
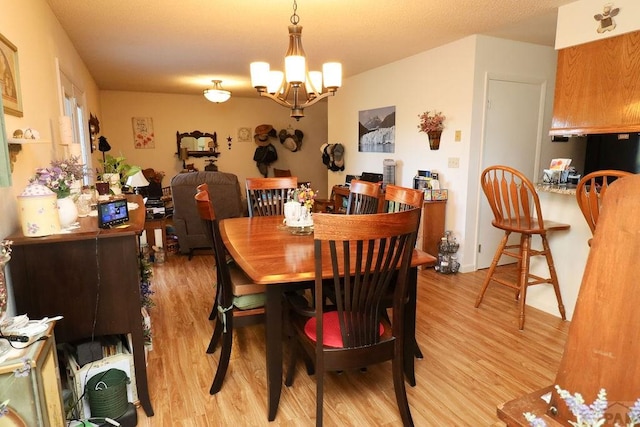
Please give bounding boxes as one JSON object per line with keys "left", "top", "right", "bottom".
{"left": 7, "top": 195, "right": 154, "bottom": 417}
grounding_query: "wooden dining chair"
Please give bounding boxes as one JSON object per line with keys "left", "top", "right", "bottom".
{"left": 385, "top": 184, "right": 424, "bottom": 213}
{"left": 384, "top": 184, "right": 425, "bottom": 359}
{"left": 475, "top": 165, "right": 569, "bottom": 330}
{"left": 345, "top": 179, "right": 381, "bottom": 214}
{"left": 195, "top": 184, "right": 266, "bottom": 394}
{"left": 245, "top": 176, "right": 298, "bottom": 217}
{"left": 273, "top": 168, "right": 292, "bottom": 177}
{"left": 285, "top": 209, "right": 421, "bottom": 426}
{"left": 575, "top": 170, "right": 632, "bottom": 243}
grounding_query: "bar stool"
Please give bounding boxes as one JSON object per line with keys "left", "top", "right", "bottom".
{"left": 575, "top": 170, "right": 632, "bottom": 245}
{"left": 474, "top": 165, "right": 569, "bottom": 329}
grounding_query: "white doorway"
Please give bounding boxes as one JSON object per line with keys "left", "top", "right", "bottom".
{"left": 477, "top": 77, "right": 545, "bottom": 269}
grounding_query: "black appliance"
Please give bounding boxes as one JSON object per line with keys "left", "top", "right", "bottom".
{"left": 584, "top": 132, "right": 640, "bottom": 176}
{"left": 359, "top": 172, "right": 383, "bottom": 183}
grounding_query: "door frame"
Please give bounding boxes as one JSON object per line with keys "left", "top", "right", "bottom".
{"left": 472, "top": 72, "right": 548, "bottom": 271}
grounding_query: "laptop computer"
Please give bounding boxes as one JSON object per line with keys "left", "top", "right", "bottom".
{"left": 359, "top": 172, "right": 383, "bottom": 183}
{"left": 345, "top": 174, "right": 359, "bottom": 186}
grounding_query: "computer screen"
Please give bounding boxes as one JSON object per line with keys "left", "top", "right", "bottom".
{"left": 97, "top": 198, "right": 130, "bottom": 228}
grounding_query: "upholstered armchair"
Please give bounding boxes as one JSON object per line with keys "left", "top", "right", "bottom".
{"left": 170, "top": 171, "right": 246, "bottom": 259}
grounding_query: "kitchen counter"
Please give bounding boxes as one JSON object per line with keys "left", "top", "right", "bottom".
{"left": 536, "top": 183, "right": 576, "bottom": 195}
{"left": 526, "top": 190, "right": 590, "bottom": 320}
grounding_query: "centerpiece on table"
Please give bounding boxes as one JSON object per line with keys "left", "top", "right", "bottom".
{"left": 284, "top": 184, "right": 316, "bottom": 233}
{"left": 417, "top": 110, "right": 446, "bottom": 150}
{"left": 30, "top": 155, "right": 86, "bottom": 228}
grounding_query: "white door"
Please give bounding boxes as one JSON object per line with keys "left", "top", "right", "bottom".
{"left": 477, "top": 78, "right": 543, "bottom": 269}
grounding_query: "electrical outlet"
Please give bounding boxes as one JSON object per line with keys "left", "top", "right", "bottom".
{"left": 448, "top": 157, "right": 460, "bottom": 168}
{"left": 455, "top": 130, "right": 462, "bottom": 142}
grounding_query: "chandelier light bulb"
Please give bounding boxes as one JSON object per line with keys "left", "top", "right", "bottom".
{"left": 248, "top": 0, "right": 342, "bottom": 120}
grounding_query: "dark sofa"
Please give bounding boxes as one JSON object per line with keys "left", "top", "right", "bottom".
{"left": 170, "top": 171, "right": 245, "bottom": 258}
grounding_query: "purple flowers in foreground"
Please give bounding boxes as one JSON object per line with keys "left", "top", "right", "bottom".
{"left": 524, "top": 385, "right": 640, "bottom": 427}
{"left": 31, "top": 156, "right": 85, "bottom": 199}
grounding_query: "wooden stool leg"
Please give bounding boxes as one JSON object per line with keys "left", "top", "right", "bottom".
{"left": 475, "top": 232, "right": 510, "bottom": 308}
{"left": 518, "top": 234, "right": 532, "bottom": 330}
{"left": 541, "top": 234, "right": 566, "bottom": 320}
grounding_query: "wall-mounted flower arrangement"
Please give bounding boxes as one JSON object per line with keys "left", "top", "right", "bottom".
{"left": 418, "top": 110, "right": 446, "bottom": 150}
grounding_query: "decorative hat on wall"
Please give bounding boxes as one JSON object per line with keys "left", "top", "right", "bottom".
{"left": 320, "top": 143, "right": 345, "bottom": 172}
{"left": 254, "top": 124, "right": 277, "bottom": 147}
{"left": 278, "top": 128, "right": 304, "bottom": 152}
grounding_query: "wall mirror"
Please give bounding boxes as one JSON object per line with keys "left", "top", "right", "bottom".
{"left": 176, "top": 130, "right": 219, "bottom": 158}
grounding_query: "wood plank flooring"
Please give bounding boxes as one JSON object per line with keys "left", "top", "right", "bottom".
{"left": 135, "top": 253, "right": 569, "bottom": 426}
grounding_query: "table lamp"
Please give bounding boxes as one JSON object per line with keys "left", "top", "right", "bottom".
{"left": 126, "top": 170, "right": 150, "bottom": 195}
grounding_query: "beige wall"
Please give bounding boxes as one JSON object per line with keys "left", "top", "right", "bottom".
{"left": 556, "top": 0, "right": 640, "bottom": 49}
{"left": 328, "top": 35, "right": 570, "bottom": 273}
{"left": 0, "top": 0, "right": 100, "bottom": 240}
{"left": 98, "top": 91, "right": 329, "bottom": 197}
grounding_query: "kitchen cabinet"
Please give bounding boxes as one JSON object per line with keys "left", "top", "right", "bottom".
{"left": 550, "top": 31, "right": 640, "bottom": 135}
{"left": 419, "top": 201, "right": 446, "bottom": 258}
{"left": 7, "top": 195, "right": 154, "bottom": 418}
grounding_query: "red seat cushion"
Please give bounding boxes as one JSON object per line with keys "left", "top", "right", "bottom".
{"left": 304, "top": 311, "right": 385, "bottom": 348}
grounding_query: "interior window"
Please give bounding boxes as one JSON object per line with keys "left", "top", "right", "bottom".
{"left": 58, "top": 62, "right": 91, "bottom": 184}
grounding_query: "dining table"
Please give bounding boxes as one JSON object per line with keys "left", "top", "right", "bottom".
{"left": 219, "top": 215, "right": 436, "bottom": 421}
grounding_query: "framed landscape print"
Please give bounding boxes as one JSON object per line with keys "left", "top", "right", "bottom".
{"left": 0, "top": 33, "right": 23, "bottom": 117}
{"left": 358, "top": 106, "right": 395, "bottom": 153}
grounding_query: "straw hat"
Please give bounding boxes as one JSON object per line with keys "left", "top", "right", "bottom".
{"left": 254, "top": 124, "right": 275, "bottom": 147}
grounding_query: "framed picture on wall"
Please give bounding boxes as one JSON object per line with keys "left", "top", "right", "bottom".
{"left": 358, "top": 106, "right": 395, "bottom": 153}
{"left": 132, "top": 117, "right": 155, "bottom": 149}
{"left": 0, "top": 33, "right": 23, "bottom": 117}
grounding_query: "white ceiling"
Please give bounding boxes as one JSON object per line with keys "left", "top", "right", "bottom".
{"left": 46, "top": 0, "right": 576, "bottom": 99}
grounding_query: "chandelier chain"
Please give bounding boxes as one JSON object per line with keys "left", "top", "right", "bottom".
{"left": 290, "top": 0, "right": 299, "bottom": 25}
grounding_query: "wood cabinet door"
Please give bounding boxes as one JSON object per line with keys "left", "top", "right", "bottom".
{"left": 550, "top": 31, "right": 640, "bottom": 135}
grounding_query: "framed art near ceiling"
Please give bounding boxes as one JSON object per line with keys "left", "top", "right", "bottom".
{"left": 0, "top": 33, "right": 23, "bottom": 117}
{"left": 132, "top": 117, "right": 155, "bottom": 149}
{"left": 358, "top": 105, "right": 395, "bottom": 153}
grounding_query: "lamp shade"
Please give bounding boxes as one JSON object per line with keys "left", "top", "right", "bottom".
{"left": 126, "top": 170, "right": 150, "bottom": 188}
{"left": 203, "top": 80, "right": 231, "bottom": 103}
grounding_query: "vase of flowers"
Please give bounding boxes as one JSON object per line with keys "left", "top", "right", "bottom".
{"left": 418, "top": 110, "right": 446, "bottom": 150}
{"left": 31, "top": 155, "right": 85, "bottom": 228}
{"left": 285, "top": 184, "right": 316, "bottom": 230}
{"left": 289, "top": 184, "right": 316, "bottom": 214}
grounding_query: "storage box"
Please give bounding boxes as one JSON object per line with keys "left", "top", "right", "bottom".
{"left": 65, "top": 345, "right": 138, "bottom": 420}
{"left": 424, "top": 189, "right": 448, "bottom": 201}
{"left": 0, "top": 328, "right": 65, "bottom": 426}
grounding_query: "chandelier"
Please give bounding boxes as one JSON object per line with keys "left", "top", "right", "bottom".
{"left": 250, "top": 0, "right": 342, "bottom": 120}
{"left": 203, "top": 80, "right": 231, "bottom": 103}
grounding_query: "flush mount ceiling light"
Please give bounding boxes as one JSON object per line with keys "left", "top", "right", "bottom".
{"left": 250, "top": 0, "right": 342, "bottom": 120}
{"left": 203, "top": 80, "right": 231, "bottom": 103}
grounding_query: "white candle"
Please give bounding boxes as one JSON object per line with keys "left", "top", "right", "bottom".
{"left": 69, "top": 143, "right": 82, "bottom": 158}
{"left": 140, "top": 230, "right": 148, "bottom": 246}
{"left": 154, "top": 229, "right": 163, "bottom": 248}
{"left": 59, "top": 116, "right": 73, "bottom": 145}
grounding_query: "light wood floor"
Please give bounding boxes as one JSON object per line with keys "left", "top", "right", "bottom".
{"left": 135, "top": 253, "right": 569, "bottom": 426}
